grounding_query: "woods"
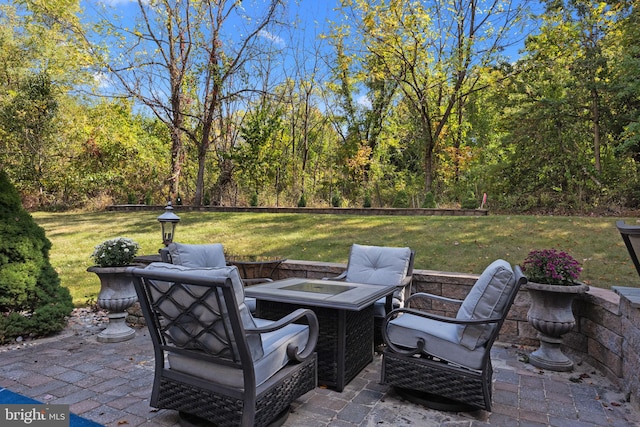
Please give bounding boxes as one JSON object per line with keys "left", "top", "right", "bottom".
{"left": 0, "top": 0, "right": 638, "bottom": 213}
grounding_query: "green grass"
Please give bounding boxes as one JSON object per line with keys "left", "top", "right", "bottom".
{"left": 33, "top": 211, "right": 640, "bottom": 306}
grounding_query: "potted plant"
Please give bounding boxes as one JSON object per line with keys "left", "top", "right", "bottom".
{"left": 87, "top": 237, "right": 141, "bottom": 343}
{"left": 521, "top": 249, "right": 589, "bottom": 371}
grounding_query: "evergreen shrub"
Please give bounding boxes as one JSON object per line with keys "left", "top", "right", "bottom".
{"left": 392, "top": 190, "right": 409, "bottom": 208}
{"left": 422, "top": 191, "right": 436, "bottom": 208}
{"left": 331, "top": 193, "right": 342, "bottom": 207}
{"left": 250, "top": 192, "right": 258, "bottom": 207}
{"left": 363, "top": 193, "right": 372, "bottom": 208}
{"left": 461, "top": 192, "right": 478, "bottom": 209}
{"left": 0, "top": 171, "right": 73, "bottom": 343}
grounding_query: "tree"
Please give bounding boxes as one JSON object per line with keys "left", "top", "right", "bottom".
{"left": 0, "top": 72, "right": 58, "bottom": 202}
{"left": 0, "top": 170, "right": 73, "bottom": 343}
{"left": 234, "top": 105, "right": 283, "bottom": 202}
{"left": 87, "top": 0, "right": 285, "bottom": 206}
{"left": 333, "top": 0, "right": 531, "bottom": 195}
{"left": 0, "top": 0, "right": 94, "bottom": 206}
{"left": 492, "top": 0, "right": 632, "bottom": 211}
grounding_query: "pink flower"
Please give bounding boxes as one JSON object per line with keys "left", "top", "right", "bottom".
{"left": 522, "top": 249, "right": 582, "bottom": 285}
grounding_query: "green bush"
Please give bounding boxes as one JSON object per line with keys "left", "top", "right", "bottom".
{"left": 331, "top": 193, "right": 342, "bottom": 207}
{"left": 363, "top": 193, "right": 372, "bottom": 208}
{"left": 392, "top": 190, "right": 409, "bottom": 208}
{"left": 422, "top": 191, "right": 436, "bottom": 208}
{"left": 0, "top": 171, "right": 73, "bottom": 343}
{"left": 250, "top": 192, "right": 259, "bottom": 207}
{"left": 297, "top": 193, "right": 307, "bottom": 207}
{"left": 461, "top": 193, "right": 478, "bottom": 209}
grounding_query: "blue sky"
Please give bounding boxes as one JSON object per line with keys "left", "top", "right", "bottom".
{"left": 82, "top": 0, "right": 533, "bottom": 64}
{"left": 80, "top": 0, "right": 535, "bottom": 109}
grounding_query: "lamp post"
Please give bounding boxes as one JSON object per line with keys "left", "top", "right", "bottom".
{"left": 157, "top": 202, "right": 180, "bottom": 246}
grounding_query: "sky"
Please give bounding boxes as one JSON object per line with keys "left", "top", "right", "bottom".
{"left": 79, "top": 0, "right": 537, "bottom": 110}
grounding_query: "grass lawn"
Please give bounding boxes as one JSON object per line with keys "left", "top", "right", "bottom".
{"left": 33, "top": 211, "right": 640, "bottom": 306}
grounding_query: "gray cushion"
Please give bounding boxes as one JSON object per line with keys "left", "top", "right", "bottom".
{"left": 345, "top": 244, "right": 411, "bottom": 304}
{"left": 245, "top": 297, "right": 257, "bottom": 313}
{"left": 168, "top": 318, "right": 310, "bottom": 388}
{"left": 165, "top": 243, "right": 258, "bottom": 313}
{"left": 373, "top": 297, "right": 401, "bottom": 318}
{"left": 386, "top": 314, "right": 485, "bottom": 370}
{"left": 167, "top": 242, "right": 226, "bottom": 268}
{"left": 144, "top": 262, "right": 262, "bottom": 359}
{"left": 456, "top": 259, "right": 515, "bottom": 350}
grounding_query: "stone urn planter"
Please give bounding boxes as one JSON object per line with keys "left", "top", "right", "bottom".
{"left": 524, "top": 281, "right": 589, "bottom": 371}
{"left": 87, "top": 266, "right": 139, "bottom": 343}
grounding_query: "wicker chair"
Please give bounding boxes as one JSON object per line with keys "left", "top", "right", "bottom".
{"left": 131, "top": 263, "right": 318, "bottom": 427}
{"left": 325, "top": 244, "right": 415, "bottom": 344}
{"left": 381, "top": 259, "right": 526, "bottom": 412}
{"left": 617, "top": 220, "right": 640, "bottom": 278}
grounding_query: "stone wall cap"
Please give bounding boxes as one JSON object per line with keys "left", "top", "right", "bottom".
{"left": 613, "top": 286, "right": 640, "bottom": 308}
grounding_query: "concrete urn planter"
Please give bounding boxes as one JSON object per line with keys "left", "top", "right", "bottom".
{"left": 525, "top": 281, "right": 589, "bottom": 372}
{"left": 87, "top": 265, "right": 139, "bottom": 343}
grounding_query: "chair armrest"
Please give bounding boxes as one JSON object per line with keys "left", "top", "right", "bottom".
{"left": 406, "top": 292, "right": 464, "bottom": 306}
{"left": 399, "top": 275, "right": 412, "bottom": 288}
{"left": 243, "top": 278, "right": 273, "bottom": 286}
{"left": 382, "top": 308, "right": 501, "bottom": 356}
{"left": 385, "top": 307, "right": 502, "bottom": 326}
{"left": 322, "top": 271, "right": 347, "bottom": 281}
{"left": 247, "top": 308, "right": 319, "bottom": 362}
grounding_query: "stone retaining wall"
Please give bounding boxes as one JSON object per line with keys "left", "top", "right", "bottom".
{"left": 276, "top": 260, "right": 640, "bottom": 409}
{"left": 107, "top": 204, "right": 488, "bottom": 216}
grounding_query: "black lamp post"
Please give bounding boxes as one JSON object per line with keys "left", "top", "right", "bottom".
{"left": 157, "top": 202, "right": 180, "bottom": 246}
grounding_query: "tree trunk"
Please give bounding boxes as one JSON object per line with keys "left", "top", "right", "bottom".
{"left": 169, "top": 126, "right": 183, "bottom": 200}
{"left": 591, "top": 87, "right": 601, "bottom": 173}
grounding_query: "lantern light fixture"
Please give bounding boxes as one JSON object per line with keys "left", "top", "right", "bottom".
{"left": 157, "top": 202, "right": 180, "bottom": 246}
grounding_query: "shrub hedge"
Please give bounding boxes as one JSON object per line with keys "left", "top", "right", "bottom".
{"left": 0, "top": 171, "right": 73, "bottom": 343}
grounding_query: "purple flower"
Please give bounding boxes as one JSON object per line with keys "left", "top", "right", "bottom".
{"left": 522, "top": 249, "right": 582, "bottom": 285}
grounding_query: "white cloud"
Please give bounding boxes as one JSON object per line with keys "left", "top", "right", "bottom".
{"left": 93, "top": 72, "right": 111, "bottom": 89}
{"left": 258, "top": 30, "right": 285, "bottom": 47}
{"left": 356, "top": 94, "right": 372, "bottom": 109}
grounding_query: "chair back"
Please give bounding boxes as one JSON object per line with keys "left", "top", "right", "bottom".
{"left": 617, "top": 220, "right": 640, "bottom": 278}
{"left": 345, "top": 244, "right": 412, "bottom": 285}
{"left": 132, "top": 263, "right": 262, "bottom": 369}
{"left": 161, "top": 242, "right": 226, "bottom": 268}
{"left": 345, "top": 244, "right": 414, "bottom": 302}
{"left": 456, "top": 260, "right": 527, "bottom": 351}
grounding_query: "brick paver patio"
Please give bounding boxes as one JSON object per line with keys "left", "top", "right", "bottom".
{"left": 0, "top": 312, "right": 638, "bottom": 426}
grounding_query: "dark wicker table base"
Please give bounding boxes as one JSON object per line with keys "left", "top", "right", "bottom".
{"left": 257, "top": 301, "right": 374, "bottom": 392}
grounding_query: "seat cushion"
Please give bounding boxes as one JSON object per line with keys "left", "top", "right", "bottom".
{"left": 456, "top": 259, "right": 515, "bottom": 350}
{"left": 245, "top": 297, "right": 257, "bottom": 313}
{"left": 167, "top": 242, "right": 226, "bottom": 268}
{"left": 386, "top": 313, "right": 486, "bottom": 370}
{"left": 373, "top": 296, "right": 401, "bottom": 318}
{"left": 345, "top": 244, "right": 411, "bottom": 303}
{"left": 144, "top": 262, "right": 262, "bottom": 359}
{"left": 168, "top": 318, "right": 310, "bottom": 388}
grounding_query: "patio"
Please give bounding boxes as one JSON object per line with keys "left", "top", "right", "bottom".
{"left": 0, "top": 308, "right": 638, "bottom": 427}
